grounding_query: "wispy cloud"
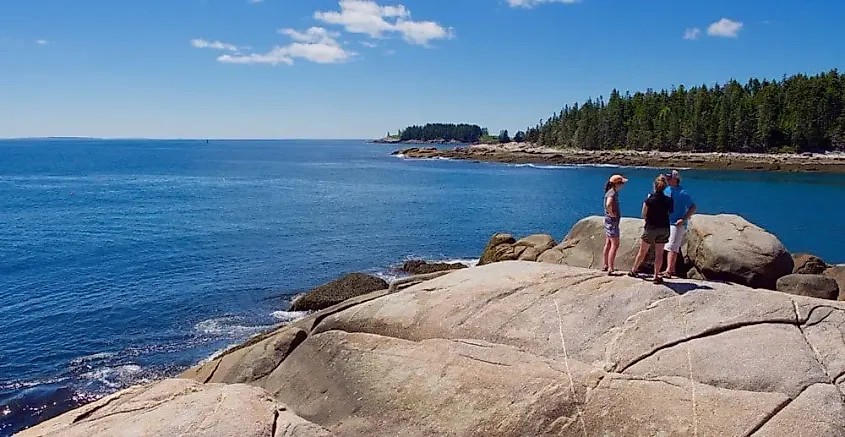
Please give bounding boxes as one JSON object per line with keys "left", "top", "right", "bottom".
{"left": 191, "top": 38, "right": 240, "bottom": 52}
{"left": 707, "top": 18, "right": 743, "bottom": 38}
{"left": 216, "top": 26, "right": 355, "bottom": 65}
{"left": 314, "top": 0, "right": 453, "bottom": 46}
{"left": 683, "top": 28, "right": 702, "bottom": 40}
{"left": 507, "top": 0, "right": 580, "bottom": 8}
{"left": 361, "top": 41, "right": 378, "bottom": 48}
{"left": 36, "top": 39, "right": 50, "bottom": 45}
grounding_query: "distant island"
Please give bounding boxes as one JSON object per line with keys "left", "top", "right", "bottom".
{"left": 373, "top": 123, "right": 525, "bottom": 145}
{"left": 386, "top": 70, "right": 845, "bottom": 173}
{"left": 381, "top": 70, "right": 845, "bottom": 154}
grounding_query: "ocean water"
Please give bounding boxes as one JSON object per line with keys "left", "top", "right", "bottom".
{"left": 1, "top": 139, "right": 843, "bottom": 435}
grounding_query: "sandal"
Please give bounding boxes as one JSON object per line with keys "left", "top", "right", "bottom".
{"left": 661, "top": 272, "right": 674, "bottom": 279}
{"left": 653, "top": 276, "right": 664, "bottom": 285}
{"left": 627, "top": 271, "right": 639, "bottom": 278}
{"left": 601, "top": 266, "right": 609, "bottom": 272}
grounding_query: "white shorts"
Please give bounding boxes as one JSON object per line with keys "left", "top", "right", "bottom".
{"left": 665, "top": 225, "right": 684, "bottom": 253}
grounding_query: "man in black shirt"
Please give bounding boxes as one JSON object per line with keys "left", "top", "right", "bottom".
{"left": 629, "top": 175, "right": 673, "bottom": 284}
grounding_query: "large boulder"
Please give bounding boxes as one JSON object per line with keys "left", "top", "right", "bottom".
{"left": 824, "top": 266, "right": 845, "bottom": 301}
{"left": 401, "top": 260, "right": 467, "bottom": 275}
{"left": 683, "top": 214, "right": 794, "bottom": 289}
{"left": 17, "top": 379, "right": 332, "bottom": 437}
{"left": 289, "top": 273, "right": 387, "bottom": 312}
{"left": 777, "top": 274, "right": 840, "bottom": 300}
{"left": 793, "top": 253, "right": 829, "bottom": 275}
{"left": 478, "top": 233, "right": 556, "bottom": 264}
{"left": 539, "top": 216, "right": 669, "bottom": 273}
{"left": 179, "top": 262, "right": 845, "bottom": 436}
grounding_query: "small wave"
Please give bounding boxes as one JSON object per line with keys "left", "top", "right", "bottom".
{"left": 80, "top": 364, "right": 145, "bottom": 390}
{"left": 0, "top": 377, "right": 71, "bottom": 391}
{"left": 194, "top": 316, "right": 273, "bottom": 337}
{"left": 392, "top": 154, "right": 406, "bottom": 158}
{"left": 69, "top": 352, "right": 117, "bottom": 366}
{"left": 271, "top": 311, "right": 309, "bottom": 323}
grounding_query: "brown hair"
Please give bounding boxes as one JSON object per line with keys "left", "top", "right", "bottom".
{"left": 654, "top": 175, "right": 668, "bottom": 193}
{"left": 604, "top": 181, "right": 614, "bottom": 193}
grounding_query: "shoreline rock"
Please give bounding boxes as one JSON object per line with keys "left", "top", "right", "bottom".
{"left": 289, "top": 273, "right": 388, "bottom": 312}
{"left": 401, "top": 260, "right": 467, "bottom": 275}
{"left": 393, "top": 144, "right": 845, "bottom": 173}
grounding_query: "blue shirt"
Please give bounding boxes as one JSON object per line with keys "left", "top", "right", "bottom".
{"left": 664, "top": 185, "right": 694, "bottom": 224}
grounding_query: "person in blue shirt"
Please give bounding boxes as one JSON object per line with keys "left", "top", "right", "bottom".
{"left": 662, "top": 169, "right": 696, "bottom": 278}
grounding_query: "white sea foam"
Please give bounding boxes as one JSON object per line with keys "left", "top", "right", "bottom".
{"left": 271, "top": 310, "right": 310, "bottom": 323}
{"left": 194, "top": 317, "right": 272, "bottom": 337}
{"left": 80, "top": 364, "right": 144, "bottom": 389}
{"left": 69, "top": 352, "right": 117, "bottom": 366}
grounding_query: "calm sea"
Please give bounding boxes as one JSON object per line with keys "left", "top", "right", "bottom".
{"left": 1, "top": 139, "right": 843, "bottom": 435}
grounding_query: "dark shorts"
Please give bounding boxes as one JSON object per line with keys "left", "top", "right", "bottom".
{"left": 604, "top": 216, "right": 620, "bottom": 238}
{"left": 642, "top": 227, "right": 670, "bottom": 244}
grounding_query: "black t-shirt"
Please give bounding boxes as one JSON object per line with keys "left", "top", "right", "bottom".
{"left": 644, "top": 192, "right": 673, "bottom": 229}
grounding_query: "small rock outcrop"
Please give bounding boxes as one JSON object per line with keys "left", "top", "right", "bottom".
{"left": 793, "top": 253, "right": 829, "bottom": 275}
{"left": 824, "top": 266, "right": 845, "bottom": 300}
{"left": 17, "top": 379, "right": 332, "bottom": 437}
{"left": 683, "top": 214, "right": 794, "bottom": 289}
{"left": 289, "top": 273, "right": 388, "bottom": 312}
{"left": 478, "top": 233, "right": 556, "bottom": 265}
{"left": 401, "top": 260, "right": 467, "bottom": 275}
{"left": 778, "top": 274, "right": 841, "bottom": 300}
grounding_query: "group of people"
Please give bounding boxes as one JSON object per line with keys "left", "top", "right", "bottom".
{"left": 602, "top": 170, "right": 697, "bottom": 284}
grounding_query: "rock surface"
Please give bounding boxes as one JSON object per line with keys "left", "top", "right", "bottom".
{"left": 478, "top": 233, "right": 555, "bottom": 264}
{"left": 538, "top": 216, "right": 667, "bottom": 273}
{"left": 401, "top": 260, "right": 467, "bottom": 275}
{"left": 172, "top": 261, "right": 845, "bottom": 436}
{"left": 777, "top": 274, "right": 840, "bottom": 300}
{"left": 289, "top": 273, "right": 387, "bottom": 312}
{"left": 825, "top": 266, "right": 845, "bottom": 301}
{"left": 793, "top": 253, "right": 829, "bottom": 275}
{"left": 17, "top": 379, "right": 332, "bottom": 437}
{"left": 683, "top": 214, "right": 793, "bottom": 289}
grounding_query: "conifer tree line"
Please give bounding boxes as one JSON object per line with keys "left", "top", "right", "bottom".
{"left": 524, "top": 70, "right": 845, "bottom": 153}
{"left": 398, "top": 123, "right": 486, "bottom": 143}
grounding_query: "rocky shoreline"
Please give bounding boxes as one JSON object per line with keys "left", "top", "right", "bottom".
{"left": 19, "top": 214, "right": 845, "bottom": 436}
{"left": 394, "top": 143, "right": 845, "bottom": 173}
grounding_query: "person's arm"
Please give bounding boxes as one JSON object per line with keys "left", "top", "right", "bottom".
{"left": 605, "top": 195, "right": 616, "bottom": 218}
{"left": 641, "top": 202, "right": 648, "bottom": 219}
{"left": 675, "top": 194, "right": 697, "bottom": 226}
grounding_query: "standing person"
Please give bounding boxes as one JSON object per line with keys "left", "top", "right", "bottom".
{"left": 662, "top": 170, "right": 697, "bottom": 278}
{"left": 629, "top": 175, "right": 673, "bottom": 284}
{"left": 602, "top": 174, "right": 628, "bottom": 275}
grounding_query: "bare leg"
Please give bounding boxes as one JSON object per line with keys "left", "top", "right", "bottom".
{"left": 602, "top": 237, "right": 612, "bottom": 270}
{"left": 630, "top": 240, "right": 650, "bottom": 274}
{"left": 654, "top": 243, "right": 666, "bottom": 281}
{"left": 608, "top": 237, "right": 620, "bottom": 272}
{"left": 665, "top": 251, "right": 678, "bottom": 276}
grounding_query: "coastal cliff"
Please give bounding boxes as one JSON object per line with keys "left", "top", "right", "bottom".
{"left": 18, "top": 215, "right": 845, "bottom": 436}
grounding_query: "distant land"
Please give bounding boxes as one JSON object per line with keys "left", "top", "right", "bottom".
{"left": 381, "top": 70, "right": 845, "bottom": 155}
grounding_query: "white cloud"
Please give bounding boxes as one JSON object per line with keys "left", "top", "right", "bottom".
{"left": 361, "top": 41, "right": 379, "bottom": 48}
{"left": 191, "top": 38, "right": 240, "bottom": 52}
{"left": 280, "top": 27, "right": 340, "bottom": 45}
{"left": 683, "top": 27, "right": 702, "bottom": 40}
{"left": 707, "top": 18, "right": 743, "bottom": 38}
{"left": 36, "top": 39, "right": 49, "bottom": 45}
{"left": 507, "top": 0, "right": 580, "bottom": 8}
{"left": 314, "top": 0, "right": 452, "bottom": 46}
{"left": 216, "top": 26, "right": 355, "bottom": 65}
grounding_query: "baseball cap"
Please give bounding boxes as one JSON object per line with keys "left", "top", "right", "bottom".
{"left": 665, "top": 169, "right": 680, "bottom": 179}
{"left": 609, "top": 174, "right": 628, "bottom": 184}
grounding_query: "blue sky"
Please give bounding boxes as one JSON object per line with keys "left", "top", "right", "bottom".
{"left": 1, "top": 0, "right": 843, "bottom": 139}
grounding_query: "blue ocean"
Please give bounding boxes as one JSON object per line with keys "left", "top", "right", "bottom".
{"left": 1, "top": 139, "right": 843, "bottom": 435}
